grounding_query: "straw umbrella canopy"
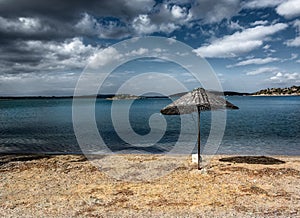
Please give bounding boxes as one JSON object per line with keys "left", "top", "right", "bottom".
{"left": 160, "top": 87, "right": 239, "bottom": 170}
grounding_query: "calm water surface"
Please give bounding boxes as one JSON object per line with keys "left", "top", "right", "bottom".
{"left": 0, "top": 96, "right": 299, "bottom": 155}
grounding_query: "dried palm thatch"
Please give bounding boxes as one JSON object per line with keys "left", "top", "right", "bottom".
{"left": 160, "top": 87, "right": 239, "bottom": 170}
{"left": 160, "top": 88, "right": 238, "bottom": 115}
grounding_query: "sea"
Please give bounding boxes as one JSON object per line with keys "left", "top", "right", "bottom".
{"left": 0, "top": 96, "right": 299, "bottom": 155}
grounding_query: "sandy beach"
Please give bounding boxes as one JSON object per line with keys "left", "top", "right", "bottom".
{"left": 1, "top": 154, "right": 299, "bottom": 217}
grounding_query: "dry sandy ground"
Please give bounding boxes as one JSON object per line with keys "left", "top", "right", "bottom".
{"left": 0, "top": 154, "right": 299, "bottom": 217}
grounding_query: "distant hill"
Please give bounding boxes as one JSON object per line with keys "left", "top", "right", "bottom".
{"left": 252, "top": 86, "right": 300, "bottom": 96}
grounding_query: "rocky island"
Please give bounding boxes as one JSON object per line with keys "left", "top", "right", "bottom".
{"left": 252, "top": 86, "right": 300, "bottom": 96}
{"left": 106, "top": 94, "right": 142, "bottom": 100}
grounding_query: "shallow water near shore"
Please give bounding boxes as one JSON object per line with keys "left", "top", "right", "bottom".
{"left": 0, "top": 96, "right": 299, "bottom": 155}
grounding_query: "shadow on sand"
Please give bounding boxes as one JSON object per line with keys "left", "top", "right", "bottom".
{"left": 0, "top": 154, "right": 52, "bottom": 166}
{"left": 219, "top": 156, "right": 285, "bottom": 165}
{"left": 0, "top": 154, "right": 90, "bottom": 165}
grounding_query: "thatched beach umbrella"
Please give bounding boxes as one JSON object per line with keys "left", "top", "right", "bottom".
{"left": 160, "top": 87, "right": 239, "bottom": 170}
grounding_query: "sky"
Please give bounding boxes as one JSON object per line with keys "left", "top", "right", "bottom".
{"left": 0, "top": 0, "right": 300, "bottom": 96}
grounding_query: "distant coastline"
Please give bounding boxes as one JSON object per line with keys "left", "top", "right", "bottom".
{"left": 106, "top": 94, "right": 142, "bottom": 100}
{"left": 251, "top": 86, "right": 300, "bottom": 96}
{"left": 1, "top": 85, "right": 299, "bottom": 99}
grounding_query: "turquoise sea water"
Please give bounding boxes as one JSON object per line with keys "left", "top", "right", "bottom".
{"left": 0, "top": 96, "right": 299, "bottom": 155}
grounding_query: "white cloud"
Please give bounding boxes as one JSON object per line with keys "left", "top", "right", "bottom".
{"left": 130, "top": 3, "right": 194, "bottom": 35}
{"left": 193, "top": 23, "right": 288, "bottom": 58}
{"left": 126, "top": 48, "right": 149, "bottom": 56}
{"left": 270, "top": 72, "right": 300, "bottom": 83}
{"left": 293, "top": 19, "right": 300, "bottom": 29}
{"left": 0, "top": 71, "right": 78, "bottom": 96}
{"left": 75, "top": 13, "right": 130, "bottom": 39}
{"left": 190, "top": 0, "right": 240, "bottom": 24}
{"left": 75, "top": 13, "right": 96, "bottom": 35}
{"left": 296, "top": 59, "right": 300, "bottom": 63}
{"left": 285, "top": 19, "right": 300, "bottom": 47}
{"left": 171, "top": 5, "right": 188, "bottom": 19}
{"left": 88, "top": 47, "right": 122, "bottom": 69}
{"left": 250, "top": 20, "right": 269, "bottom": 26}
{"left": 27, "top": 38, "right": 94, "bottom": 57}
{"left": 291, "top": 53, "right": 299, "bottom": 60}
{"left": 0, "top": 37, "right": 96, "bottom": 96}
{"left": 228, "top": 20, "right": 243, "bottom": 30}
{"left": 242, "top": 0, "right": 284, "bottom": 9}
{"left": 9, "top": 38, "right": 99, "bottom": 73}
{"left": 246, "top": 67, "right": 279, "bottom": 75}
{"left": 270, "top": 72, "right": 282, "bottom": 79}
{"left": 276, "top": 0, "right": 300, "bottom": 19}
{"left": 132, "top": 14, "right": 157, "bottom": 34}
{"left": 132, "top": 14, "right": 179, "bottom": 35}
{"left": 285, "top": 36, "right": 300, "bottom": 47}
{"left": 158, "top": 23, "right": 179, "bottom": 33}
{"left": 232, "top": 57, "right": 279, "bottom": 67}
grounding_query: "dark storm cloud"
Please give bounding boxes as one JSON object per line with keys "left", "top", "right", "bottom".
{"left": 0, "top": 0, "right": 155, "bottom": 21}
{"left": 0, "top": 0, "right": 156, "bottom": 84}
{"left": 0, "top": 0, "right": 244, "bottom": 42}
{"left": 0, "top": 0, "right": 155, "bottom": 41}
{"left": 0, "top": 40, "right": 42, "bottom": 75}
{"left": 0, "top": 0, "right": 242, "bottom": 71}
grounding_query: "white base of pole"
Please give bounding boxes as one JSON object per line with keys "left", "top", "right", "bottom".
{"left": 192, "top": 154, "right": 198, "bottom": 163}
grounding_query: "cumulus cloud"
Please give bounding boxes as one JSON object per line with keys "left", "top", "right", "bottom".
{"left": 246, "top": 67, "right": 279, "bottom": 75}
{"left": 286, "top": 37, "right": 300, "bottom": 47}
{"left": 231, "top": 57, "right": 279, "bottom": 67}
{"left": 285, "top": 20, "right": 300, "bottom": 47}
{"left": 269, "top": 72, "right": 300, "bottom": 83}
{"left": 131, "top": 4, "right": 190, "bottom": 35}
{"left": 27, "top": 38, "right": 97, "bottom": 68}
{"left": 126, "top": 48, "right": 149, "bottom": 56}
{"left": 276, "top": 0, "right": 300, "bottom": 19}
{"left": 262, "top": 44, "right": 276, "bottom": 53}
{"left": 228, "top": 20, "right": 244, "bottom": 30}
{"left": 193, "top": 23, "right": 288, "bottom": 58}
{"left": 171, "top": 5, "right": 188, "bottom": 19}
{"left": 250, "top": 20, "right": 269, "bottom": 26}
{"left": 0, "top": 38, "right": 98, "bottom": 75}
{"left": 88, "top": 47, "right": 122, "bottom": 69}
{"left": 291, "top": 53, "right": 299, "bottom": 60}
{"left": 132, "top": 15, "right": 162, "bottom": 34}
{"left": 0, "top": 37, "right": 101, "bottom": 95}
{"left": 190, "top": 0, "right": 240, "bottom": 24}
{"left": 75, "top": 13, "right": 130, "bottom": 39}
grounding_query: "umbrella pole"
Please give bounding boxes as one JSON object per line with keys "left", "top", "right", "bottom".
{"left": 197, "top": 106, "right": 202, "bottom": 170}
